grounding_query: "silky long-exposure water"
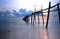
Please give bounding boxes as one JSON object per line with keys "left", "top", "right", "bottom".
{"left": 0, "top": 16, "right": 60, "bottom": 39}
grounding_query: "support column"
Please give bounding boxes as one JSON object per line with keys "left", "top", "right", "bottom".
{"left": 46, "top": 2, "right": 51, "bottom": 29}
{"left": 38, "top": 13, "right": 40, "bottom": 24}
{"left": 31, "top": 14, "right": 33, "bottom": 24}
{"left": 41, "top": 6, "right": 44, "bottom": 25}
{"left": 57, "top": 3, "right": 60, "bottom": 24}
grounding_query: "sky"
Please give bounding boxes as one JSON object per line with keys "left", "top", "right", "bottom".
{"left": 0, "top": 0, "right": 60, "bottom": 11}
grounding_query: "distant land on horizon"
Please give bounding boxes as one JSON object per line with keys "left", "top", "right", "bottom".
{"left": 0, "top": 8, "right": 32, "bottom": 18}
{"left": 0, "top": 8, "right": 59, "bottom": 18}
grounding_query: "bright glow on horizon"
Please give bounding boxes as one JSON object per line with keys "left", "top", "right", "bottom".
{"left": 15, "top": 0, "right": 49, "bottom": 11}
{"left": 0, "top": 0, "right": 49, "bottom": 11}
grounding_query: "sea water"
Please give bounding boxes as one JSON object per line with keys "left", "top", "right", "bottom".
{"left": 0, "top": 16, "right": 60, "bottom": 39}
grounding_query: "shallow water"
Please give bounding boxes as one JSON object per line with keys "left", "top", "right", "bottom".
{"left": 0, "top": 17, "right": 60, "bottom": 39}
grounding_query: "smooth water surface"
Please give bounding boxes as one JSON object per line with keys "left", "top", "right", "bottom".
{"left": 0, "top": 17, "right": 60, "bottom": 39}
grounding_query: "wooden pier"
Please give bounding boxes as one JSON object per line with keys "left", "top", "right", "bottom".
{"left": 23, "top": 2, "right": 60, "bottom": 29}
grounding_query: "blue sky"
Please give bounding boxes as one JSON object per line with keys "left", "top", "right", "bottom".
{"left": 0, "top": 0, "right": 60, "bottom": 11}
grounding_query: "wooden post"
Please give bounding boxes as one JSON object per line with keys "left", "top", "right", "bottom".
{"left": 38, "top": 13, "right": 40, "bottom": 24}
{"left": 33, "top": 13, "right": 36, "bottom": 25}
{"left": 42, "top": 12, "right": 44, "bottom": 25}
{"left": 33, "top": 14, "right": 35, "bottom": 25}
{"left": 31, "top": 14, "right": 33, "bottom": 24}
{"left": 57, "top": 3, "right": 60, "bottom": 24}
{"left": 34, "top": 14, "right": 36, "bottom": 23}
{"left": 46, "top": 2, "right": 51, "bottom": 29}
{"left": 41, "top": 6, "right": 44, "bottom": 25}
{"left": 33, "top": 5, "right": 36, "bottom": 24}
{"left": 34, "top": 5, "right": 36, "bottom": 23}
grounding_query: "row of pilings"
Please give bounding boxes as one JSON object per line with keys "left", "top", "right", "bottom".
{"left": 23, "top": 2, "right": 60, "bottom": 29}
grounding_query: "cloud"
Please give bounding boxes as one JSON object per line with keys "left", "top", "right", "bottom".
{"left": 0, "top": 0, "right": 60, "bottom": 11}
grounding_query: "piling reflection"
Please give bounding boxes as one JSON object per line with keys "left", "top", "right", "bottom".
{"left": 42, "top": 28, "right": 49, "bottom": 39}
{"left": 31, "top": 26, "right": 49, "bottom": 39}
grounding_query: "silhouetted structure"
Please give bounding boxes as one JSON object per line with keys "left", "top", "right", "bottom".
{"left": 33, "top": 5, "right": 36, "bottom": 24}
{"left": 23, "top": 15, "right": 29, "bottom": 24}
{"left": 37, "top": 13, "right": 40, "bottom": 24}
{"left": 57, "top": 3, "right": 60, "bottom": 23}
{"left": 41, "top": 6, "right": 44, "bottom": 25}
{"left": 23, "top": 2, "right": 60, "bottom": 28}
{"left": 46, "top": 2, "right": 51, "bottom": 29}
